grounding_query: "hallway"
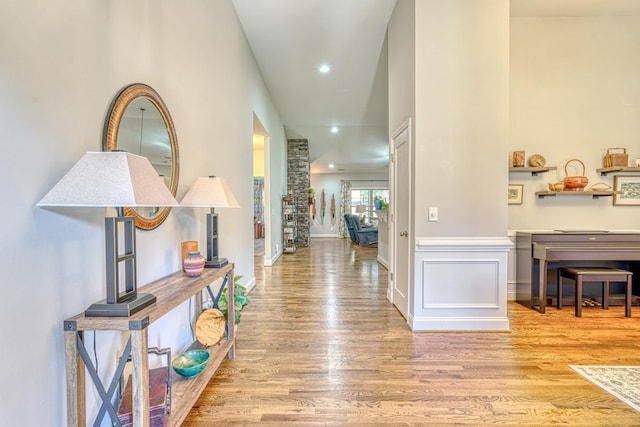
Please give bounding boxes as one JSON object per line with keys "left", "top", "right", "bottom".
{"left": 184, "top": 238, "right": 640, "bottom": 426}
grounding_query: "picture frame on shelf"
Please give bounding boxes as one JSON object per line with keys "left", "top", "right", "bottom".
{"left": 508, "top": 184, "right": 523, "bottom": 205}
{"left": 613, "top": 176, "right": 640, "bottom": 206}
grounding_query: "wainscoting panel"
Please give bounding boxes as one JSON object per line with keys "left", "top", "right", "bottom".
{"left": 422, "top": 259, "right": 499, "bottom": 308}
{"left": 507, "top": 233, "right": 516, "bottom": 301}
{"left": 411, "top": 237, "right": 512, "bottom": 331}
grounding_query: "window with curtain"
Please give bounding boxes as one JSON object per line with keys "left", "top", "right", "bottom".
{"left": 350, "top": 188, "right": 389, "bottom": 225}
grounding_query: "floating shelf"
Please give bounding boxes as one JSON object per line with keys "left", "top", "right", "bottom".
{"left": 509, "top": 166, "right": 557, "bottom": 176}
{"left": 536, "top": 190, "right": 615, "bottom": 199}
{"left": 596, "top": 167, "right": 640, "bottom": 176}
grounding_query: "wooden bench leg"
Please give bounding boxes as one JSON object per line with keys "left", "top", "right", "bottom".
{"left": 575, "top": 275, "right": 582, "bottom": 317}
{"left": 626, "top": 274, "right": 632, "bottom": 318}
{"left": 557, "top": 269, "right": 562, "bottom": 310}
{"left": 602, "top": 281, "right": 609, "bottom": 309}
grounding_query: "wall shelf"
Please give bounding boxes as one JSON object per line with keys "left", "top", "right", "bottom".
{"left": 509, "top": 166, "right": 557, "bottom": 176}
{"left": 282, "top": 195, "right": 297, "bottom": 253}
{"left": 597, "top": 166, "right": 640, "bottom": 176}
{"left": 536, "top": 190, "right": 614, "bottom": 199}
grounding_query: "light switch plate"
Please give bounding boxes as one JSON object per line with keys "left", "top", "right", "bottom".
{"left": 428, "top": 207, "right": 438, "bottom": 222}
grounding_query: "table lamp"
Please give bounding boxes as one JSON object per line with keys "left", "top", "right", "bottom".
{"left": 355, "top": 204, "right": 367, "bottom": 222}
{"left": 180, "top": 176, "right": 240, "bottom": 268}
{"left": 37, "top": 151, "right": 179, "bottom": 317}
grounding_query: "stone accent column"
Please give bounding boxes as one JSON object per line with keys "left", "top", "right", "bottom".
{"left": 287, "top": 139, "right": 310, "bottom": 246}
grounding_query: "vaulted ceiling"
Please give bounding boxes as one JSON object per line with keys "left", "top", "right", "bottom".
{"left": 233, "top": 0, "right": 640, "bottom": 175}
{"left": 232, "top": 0, "right": 397, "bottom": 174}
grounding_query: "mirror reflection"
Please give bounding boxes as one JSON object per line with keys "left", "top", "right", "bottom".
{"left": 103, "top": 84, "right": 179, "bottom": 230}
{"left": 118, "top": 97, "right": 173, "bottom": 181}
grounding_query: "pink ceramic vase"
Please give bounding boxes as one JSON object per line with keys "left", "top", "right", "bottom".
{"left": 184, "top": 251, "right": 205, "bottom": 277}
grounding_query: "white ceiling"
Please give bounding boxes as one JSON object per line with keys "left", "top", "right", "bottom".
{"left": 232, "top": 0, "right": 397, "bottom": 174}
{"left": 233, "top": 0, "right": 640, "bottom": 175}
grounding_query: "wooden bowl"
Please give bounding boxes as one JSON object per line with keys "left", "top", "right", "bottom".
{"left": 564, "top": 176, "right": 588, "bottom": 191}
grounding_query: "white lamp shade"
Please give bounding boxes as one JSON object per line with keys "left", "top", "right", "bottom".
{"left": 180, "top": 177, "right": 240, "bottom": 208}
{"left": 37, "top": 151, "right": 180, "bottom": 207}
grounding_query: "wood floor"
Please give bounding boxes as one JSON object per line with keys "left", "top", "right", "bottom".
{"left": 183, "top": 238, "right": 640, "bottom": 426}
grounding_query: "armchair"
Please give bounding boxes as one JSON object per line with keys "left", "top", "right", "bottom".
{"left": 344, "top": 214, "right": 357, "bottom": 243}
{"left": 347, "top": 214, "right": 378, "bottom": 247}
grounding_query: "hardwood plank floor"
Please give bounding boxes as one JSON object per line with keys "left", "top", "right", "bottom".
{"left": 183, "top": 238, "right": 640, "bottom": 426}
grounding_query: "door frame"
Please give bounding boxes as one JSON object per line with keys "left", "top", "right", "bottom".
{"left": 389, "top": 118, "right": 412, "bottom": 320}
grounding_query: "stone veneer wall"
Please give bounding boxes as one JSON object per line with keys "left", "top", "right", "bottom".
{"left": 287, "top": 139, "right": 310, "bottom": 247}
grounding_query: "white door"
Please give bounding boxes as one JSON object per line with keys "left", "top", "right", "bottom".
{"left": 391, "top": 121, "right": 411, "bottom": 320}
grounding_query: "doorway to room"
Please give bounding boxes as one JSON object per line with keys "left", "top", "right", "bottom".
{"left": 253, "top": 114, "right": 269, "bottom": 264}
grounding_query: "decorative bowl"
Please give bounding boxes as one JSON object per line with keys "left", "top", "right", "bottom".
{"left": 172, "top": 350, "right": 210, "bottom": 378}
{"left": 589, "top": 182, "right": 612, "bottom": 192}
{"left": 548, "top": 182, "right": 565, "bottom": 192}
{"left": 564, "top": 176, "right": 588, "bottom": 191}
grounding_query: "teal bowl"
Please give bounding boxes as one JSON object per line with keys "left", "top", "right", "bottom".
{"left": 172, "top": 350, "right": 210, "bottom": 378}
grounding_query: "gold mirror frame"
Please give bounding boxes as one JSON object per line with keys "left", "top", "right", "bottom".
{"left": 103, "top": 83, "right": 180, "bottom": 230}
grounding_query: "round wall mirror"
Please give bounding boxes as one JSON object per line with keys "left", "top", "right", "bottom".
{"left": 103, "top": 83, "right": 179, "bottom": 230}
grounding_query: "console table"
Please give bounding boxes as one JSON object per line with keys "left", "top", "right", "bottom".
{"left": 63, "top": 263, "right": 235, "bottom": 427}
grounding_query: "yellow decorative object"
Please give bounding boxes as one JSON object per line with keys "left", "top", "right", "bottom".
{"left": 589, "top": 182, "right": 612, "bottom": 192}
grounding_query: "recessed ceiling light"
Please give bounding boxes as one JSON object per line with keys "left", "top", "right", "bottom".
{"left": 328, "top": 164, "right": 335, "bottom": 169}
{"left": 319, "top": 64, "right": 330, "bottom": 73}
{"left": 331, "top": 126, "right": 338, "bottom": 133}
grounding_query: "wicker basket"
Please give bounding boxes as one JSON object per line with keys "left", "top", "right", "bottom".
{"left": 604, "top": 148, "right": 628, "bottom": 168}
{"left": 563, "top": 159, "right": 588, "bottom": 191}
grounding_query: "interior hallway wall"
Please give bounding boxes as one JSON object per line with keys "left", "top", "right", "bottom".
{"left": 0, "top": 1, "right": 286, "bottom": 425}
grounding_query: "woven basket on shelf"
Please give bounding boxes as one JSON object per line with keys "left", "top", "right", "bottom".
{"left": 603, "top": 148, "right": 628, "bottom": 168}
{"left": 563, "top": 159, "right": 588, "bottom": 191}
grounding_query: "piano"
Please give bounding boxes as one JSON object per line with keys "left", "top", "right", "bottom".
{"left": 516, "top": 230, "right": 640, "bottom": 313}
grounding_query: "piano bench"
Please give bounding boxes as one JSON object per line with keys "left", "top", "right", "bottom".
{"left": 557, "top": 267, "right": 632, "bottom": 318}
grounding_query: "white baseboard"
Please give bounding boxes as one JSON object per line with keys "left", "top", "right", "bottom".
{"left": 377, "top": 255, "right": 389, "bottom": 269}
{"left": 264, "top": 249, "right": 282, "bottom": 266}
{"left": 410, "top": 316, "right": 510, "bottom": 331}
{"left": 243, "top": 277, "right": 257, "bottom": 293}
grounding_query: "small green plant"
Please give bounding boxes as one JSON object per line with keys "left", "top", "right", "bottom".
{"left": 374, "top": 195, "right": 388, "bottom": 210}
{"left": 217, "top": 275, "right": 250, "bottom": 324}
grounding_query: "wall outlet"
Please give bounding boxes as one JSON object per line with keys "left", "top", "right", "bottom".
{"left": 276, "top": 243, "right": 280, "bottom": 252}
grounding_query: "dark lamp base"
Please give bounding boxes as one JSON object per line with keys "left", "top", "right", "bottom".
{"left": 205, "top": 257, "right": 228, "bottom": 268}
{"left": 85, "top": 293, "right": 157, "bottom": 317}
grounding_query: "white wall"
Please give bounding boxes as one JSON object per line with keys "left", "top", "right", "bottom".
{"left": 414, "top": 0, "right": 510, "bottom": 238}
{"left": 510, "top": 14, "right": 640, "bottom": 230}
{"left": 0, "top": 1, "right": 285, "bottom": 425}
{"left": 388, "top": 0, "right": 416, "bottom": 139}
{"left": 389, "top": 0, "right": 511, "bottom": 331}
